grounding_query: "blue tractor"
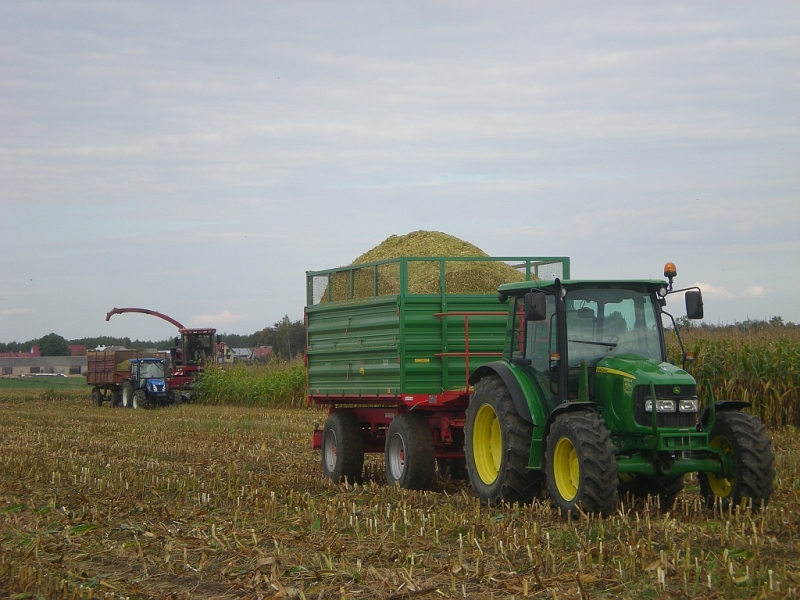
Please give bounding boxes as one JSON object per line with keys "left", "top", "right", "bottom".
{"left": 120, "top": 358, "right": 169, "bottom": 409}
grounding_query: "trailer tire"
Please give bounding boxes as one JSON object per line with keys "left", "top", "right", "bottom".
{"left": 618, "top": 474, "right": 684, "bottom": 509}
{"left": 545, "top": 411, "right": 618, "bottom": 516}
{"left": 121, "top": 382, "right": 134, "bottom": 408}
{"left": 385, "top": 413, "right": 436, "bottom": 490}
{"left": 110, "top": 390, "right": 121, "bottom": 408}
{"left": 91, "top": 386, "right": 103, "bottom": 407}
{"left": 699, "top": 411, "right": 775, "bottom": 512}
{"left": 466, "top": 375, "right": 544, "bottom": 506}
{"left": 321, "top": 412, "right": 364, "bottom": 484}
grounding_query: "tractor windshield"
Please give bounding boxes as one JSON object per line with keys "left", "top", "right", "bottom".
{"left": 139, "top": 361, "right": 165, "bottom": 379}
{"left": 561, "top": 286, "right": 663, "bottom": 366}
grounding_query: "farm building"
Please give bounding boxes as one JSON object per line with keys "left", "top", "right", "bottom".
{"left": 0, "top": 356, "right": 87, "bottom": 376}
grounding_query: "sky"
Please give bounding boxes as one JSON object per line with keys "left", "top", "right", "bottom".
{"left": 1, "top": 2, "right": 798, "bottom": 343}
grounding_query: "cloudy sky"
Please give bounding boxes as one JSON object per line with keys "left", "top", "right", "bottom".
{"left": 1, "top": 2, "right": 798, "bottom": 343}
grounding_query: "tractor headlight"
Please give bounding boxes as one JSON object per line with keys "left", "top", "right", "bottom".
{"left": 679, "top": 399, "right": 699, "bottom": 412}
{"left": 645, "top": 399, "right": 676, "bottom": 412}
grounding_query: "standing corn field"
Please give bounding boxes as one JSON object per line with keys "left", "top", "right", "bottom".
{"left": 667, "top": 324, "right": 800, "bottom": 427}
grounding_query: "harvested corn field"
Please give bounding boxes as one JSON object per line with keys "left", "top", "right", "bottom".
{"left": 1, "top": 398, "right": 798, "bottom": 599}
{"left": 322, "top": 231, "right": 531, "bottom": 302}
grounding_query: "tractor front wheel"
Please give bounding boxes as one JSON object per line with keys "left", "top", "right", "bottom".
{"left": 699, "top": 411, "right": 775, "bottom": 511}
{"left": 321, "top": 412, "right": 364, "bottom": 484}
{"left": 385, "top": 413, "right": 435, "bottom": 490}
{"left": 545, "top": 411, "right": 618, "bottom": 516}
{"left": 121, "top": 382, "right": 134, "bottom": 408}
{"left": 465, "top": 376, "right": 543, "bottom": 506}
{"left": 132, "top": 390, "right": 147, "bottom": 410}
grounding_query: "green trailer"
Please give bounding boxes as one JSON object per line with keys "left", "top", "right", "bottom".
{"left": 307, "top": 256, "right": 569, "bottom": 488}
{"left": 308, "top": 258, "right": 775, "bottom": 515}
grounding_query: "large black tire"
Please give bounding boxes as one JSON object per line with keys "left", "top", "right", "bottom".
{"left": 385, "top": 413, "right": 436, "bottom": 490}
{"left": 321, "top": 412, "right": 364, "bottom": 484}
{"left": 699, "top": 411, "right": 775, "bottom": 511}
{"left": 91, "top": 386, "right": 103, "bottom": 407}
{"left": 169, "top": 389, "right": 183, "bottom": 406}
{"left": 110, "top": 390, "right": 121, "bottom": 408}
{"left": 618, "top": 474, "right": 684, "bottom": 509}
{"left": 121, "top": 382, "right": 134, "bottom": 408}
{"left": 465, "top": 376, "right": 544, "bottom": 506}
{"left": 132, "top": 389, "right": 147, "bottom": 410}
{"left": 545, "top": 411, "right": 618, "bottom": 516}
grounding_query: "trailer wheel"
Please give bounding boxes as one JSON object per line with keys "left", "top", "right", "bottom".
{"left": 110, "top": 390, "right": 121, "bottom": 408}
{"left": 321, "top": 412, "right": 364, "bottom": 484}
{"left": 699, "top": 411, "right": 775, "bottom": 511}
{"left": 618, "top": 474, "right": 684, "bottom": 509}
{"left": 132, "top": 390, "right": 149, "bottom": 410}
{"left": 545, "top": 411, "right": 618, "bottom": 516}
{"left": 466, "top": 375, "right": 544, "bottom": 505}
{"left": 385, "top": 413, "right": 435, "bottom": 490}
{"left": 91, "top": 386, "right": 103, "bottom": 407}
{"left": 121, "top": 382, "right": 134, "bottom": 408}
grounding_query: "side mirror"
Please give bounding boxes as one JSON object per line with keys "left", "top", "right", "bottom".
{"left": 685, "top": 290, "right": 704, "bottom": 320}
{"left": 524, "top": 292, "right": 547, "bottom": 321}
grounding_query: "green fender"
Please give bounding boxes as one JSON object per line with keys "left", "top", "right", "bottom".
{"left": 469, "top": 362, "right": 549, "bottom": 470}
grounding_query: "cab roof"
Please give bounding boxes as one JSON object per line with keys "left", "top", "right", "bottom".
{"left": 498, "top": 278, "right": 668, "bottom": 295}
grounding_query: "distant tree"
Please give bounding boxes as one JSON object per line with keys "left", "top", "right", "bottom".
{"left": 38, "top": 333, "right": 70, "bottom": 356}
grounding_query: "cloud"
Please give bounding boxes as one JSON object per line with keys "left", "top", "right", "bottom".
{"left": 0, "top": 308, "right": 34, "bottom": 318}
{"left": 745, "top": 286, "right": 767, "bottom": 297}
{"left": 190, "top": 311, "right": 243, "bottom": 327}
{"left": 691, "top": 282, "right": 734, "bottom": 299}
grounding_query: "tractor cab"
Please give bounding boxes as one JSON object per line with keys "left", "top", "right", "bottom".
{"left": 500, "top": 273, "right": 705, "bottom": 433}
{"left": 129, "top": 358, "right": 167, "bottom": 394}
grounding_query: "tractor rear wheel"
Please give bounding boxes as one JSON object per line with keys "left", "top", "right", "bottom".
{"left": 545, "top": 411, "right": 618, "bottom": 516}
{"left": 121, "top": 382, "right": 134, "bottom": 408}
{"left": 385, "top": 413, "right": 435, "bottom": 490}
{"left": 321, "top": 412, "right": 364, "bottom": 484}
{"left": 91, "top": 386, "right": 103, "bottom": 407}
{"left": 618, "top": 474, "right": 684, "bottom": 509}
{"left": 465, "top": 376, "right": 543, "bottom": 506}
{"left": 699, "top": 411, "right": 775, "bottom": 511}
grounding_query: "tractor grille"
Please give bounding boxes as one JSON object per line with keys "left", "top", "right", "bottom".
{"left": 633, "top": 385, "right": 698, "bottom": 428}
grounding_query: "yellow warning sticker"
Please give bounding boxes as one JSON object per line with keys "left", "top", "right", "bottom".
{"left": 414, "top": 358, "right": 430, "bottom": 363}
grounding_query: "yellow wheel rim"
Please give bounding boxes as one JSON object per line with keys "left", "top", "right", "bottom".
{"left": 553, "top": 437, "right": 580, "bottom": 502}
{"left": 707, "top": 434, "right": 734, "bottom": 498}
{"left": 473, "top": 404, "right": 502, "bottom": 485}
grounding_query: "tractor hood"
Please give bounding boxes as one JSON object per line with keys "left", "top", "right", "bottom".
{"left": 595, "top": 354, "right": 695, "bottom": 388}
{"left": 146, "top": 379, "right": 167, "bottom": 394}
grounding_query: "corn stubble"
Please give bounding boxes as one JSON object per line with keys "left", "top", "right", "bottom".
{"left": 1, "top": 399, "right": 798, "bottom": 599}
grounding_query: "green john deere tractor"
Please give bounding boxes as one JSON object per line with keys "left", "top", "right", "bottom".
{"left": 465, "top": 263, "right": 775, "bottom": 515}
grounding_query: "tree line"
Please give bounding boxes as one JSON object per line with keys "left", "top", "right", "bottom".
{"left": 0, "top": 316, "right": 306, "bottom": 360}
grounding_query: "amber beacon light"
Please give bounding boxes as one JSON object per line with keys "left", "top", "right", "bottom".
{"left": 664, "top": 262, "right": 677, "bottom": 290}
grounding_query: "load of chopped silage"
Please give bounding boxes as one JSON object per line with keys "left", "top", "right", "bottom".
{"left": 323, "top": 230, "right": 531, "bottom": 301}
